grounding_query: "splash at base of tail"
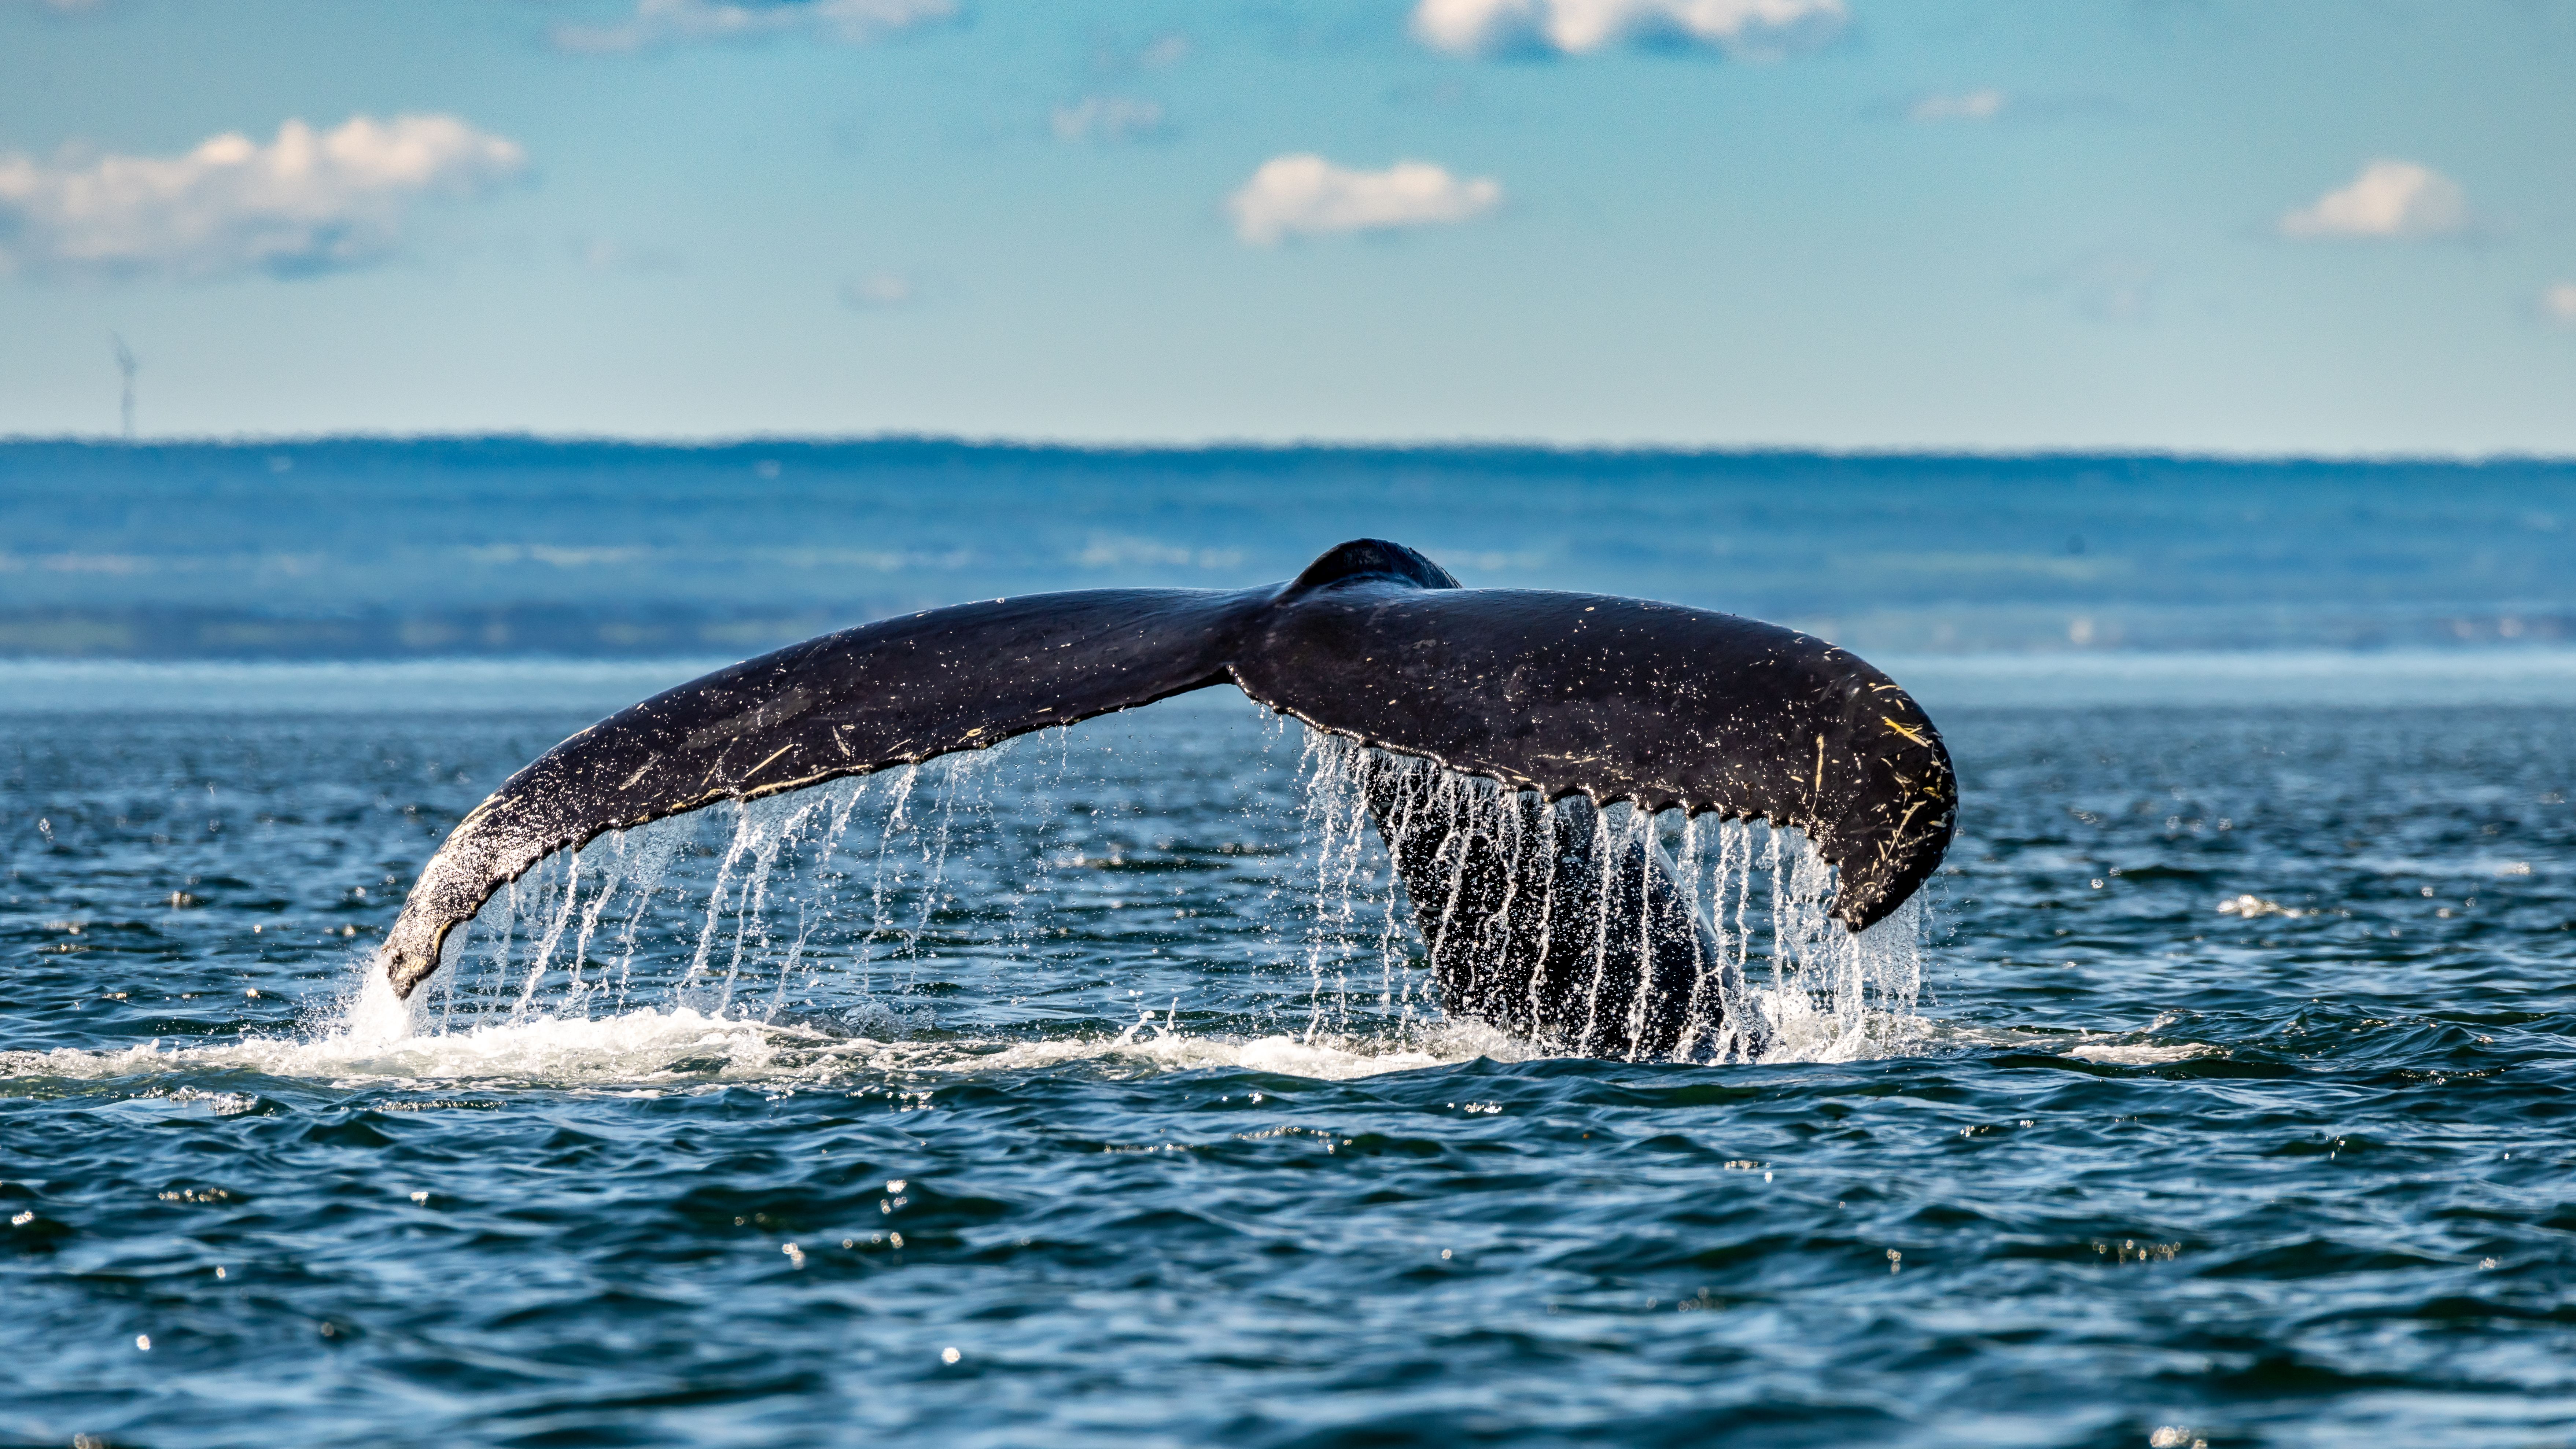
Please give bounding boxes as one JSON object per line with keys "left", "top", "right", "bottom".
{"left": 380, "top": 539, "right": 1956, "bottom": 1060}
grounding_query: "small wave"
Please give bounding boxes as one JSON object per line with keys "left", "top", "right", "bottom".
{"left": 2216, "top": 893, "right": 2307, "bottom": 919}
{"left": 2063, "top": 1040, "right": 2219, "bottom": 1065}
{"left": 1915, "top": 1022, "right": 2223, "bottom": 1066}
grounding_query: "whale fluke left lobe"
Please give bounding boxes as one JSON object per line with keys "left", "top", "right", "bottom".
{"left": 380, "top": 586, "right": 1268, "bottom": 995}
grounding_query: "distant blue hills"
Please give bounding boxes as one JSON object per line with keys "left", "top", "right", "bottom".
{"left": 3, "top": 437, "right": 2569, "bottom": 658}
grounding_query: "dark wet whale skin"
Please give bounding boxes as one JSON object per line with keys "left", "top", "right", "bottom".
{"left": 382, "top": 540, "right": 1954, "bottom": 1056}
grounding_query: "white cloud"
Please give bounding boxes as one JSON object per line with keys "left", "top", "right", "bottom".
{"left": 1910, "top": 88, "right": 2005, "bottom": 123}
{"left": 554, "top": 0, "right": 952, "bottom": 53}
{"left": 2279, "top": 159, "right": 2467, "bottom": 240}
{"left": 1411, "top": 0, "right": 1845, "bottom": 57}
{"left": 0, "top": 114, "right": 524, "bottom": 281}
{"left": 1051, "top": 97, "right": 1168, "bottom": 144}
{"left": 2544, "top": 283, "right": 2576, "bottom": 328}
{"left": 1228, "top": 155, "right": 1500, "bottom": 246}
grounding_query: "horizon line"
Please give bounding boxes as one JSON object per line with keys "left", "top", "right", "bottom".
{"left": 7, "top": 429, "right": 2576, "bottom": 467}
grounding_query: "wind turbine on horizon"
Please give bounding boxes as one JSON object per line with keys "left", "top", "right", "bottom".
{"left": 111, "top": 332, "right": 137, "bottom": 441}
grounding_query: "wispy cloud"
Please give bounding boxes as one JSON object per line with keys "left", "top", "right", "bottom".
{"left": 2544, "top": 283, "right": 2576, "bottom": 328}
{"left": 840, "top": 271, "right": 916, "bottom": 309}
{"left": 572, "top": 236, "right": 681, "bottom": 273}
{"left": 1228, "top": 155, "right": 1500, "bottom": 246}
{"left": 554, "top": 0, "right": 952, "bottom": 53}
{"left": 1091, "top": 32, "right": 1190, "bottom": 72}
{"left": 2026, "top": 250, "right": 2162, "bottom": 325}
{"left": 2279, "top": 159, "right": 2467, "bottom": 240}
{"left": 1909, "top": 88, "right": 2005, "bottom": 123}
{"left": 0, "top": 114, "right": 524, "bottom": 281}
{"left": 1411, "top": 0, "right": 1844, "bottom": 58}
{"left": 1134, "top": 33, "right": 1190, "bottom": 69}
{"left": 1051, "top": 97, "right": 1168, "bottom": 144}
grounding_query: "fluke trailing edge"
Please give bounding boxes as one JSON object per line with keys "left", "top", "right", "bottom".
{"left": 380, "top": 539, "right": 1957, "bottom": 1056}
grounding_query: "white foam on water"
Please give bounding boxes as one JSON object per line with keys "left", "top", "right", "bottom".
{"left": 945, "top": 1012, "right": 1548, "bottom": 1081}
{"left": 3, "top": 997, "right": 795, "bottom": 1091}
{"left": 2062, "top": 1040, "right": 2221, "bottom": 1066}
{"left": 0, "top": 981, "right": 1556, "bottom": 1091}
{"left": 1894, "top": 1019, "right": 2226, "bottom": 1066}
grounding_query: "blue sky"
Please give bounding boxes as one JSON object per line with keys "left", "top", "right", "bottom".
{"left": 3, "top": 0, "right": 2573, "bottom": 451}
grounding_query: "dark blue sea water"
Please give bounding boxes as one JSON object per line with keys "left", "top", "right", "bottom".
{"left": 4, "top": 660, "right": 2573, "bottom": 1448}
{"left": 3, "top": 443, "right": 2575, "bottom": 1446}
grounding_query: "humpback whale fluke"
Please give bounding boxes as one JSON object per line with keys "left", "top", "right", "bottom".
{"left": 379, "top": 539, "right": 1956, "bottom": 1056}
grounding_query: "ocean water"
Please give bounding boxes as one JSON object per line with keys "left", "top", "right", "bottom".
{"left": 4, "top": 660, "right": 2573, "bottom": 1447}
{"left": 7, "top": 439, "right": 2576, "bottom": 657}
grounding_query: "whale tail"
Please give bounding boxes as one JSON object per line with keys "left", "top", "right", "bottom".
{"left": 380, "top": 539, "right": 1954, "bottom": 1057}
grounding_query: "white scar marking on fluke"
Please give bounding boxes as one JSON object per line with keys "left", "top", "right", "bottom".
{"left": 740, "top": 744, "right": 796, "bottom": 783}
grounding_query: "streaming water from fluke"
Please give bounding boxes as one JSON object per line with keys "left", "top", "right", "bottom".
{"left": 336, "top": 719, "right": 1931, "bottom": 1077}
{"left": 1294, "top": 732, "right": 1928, "bottom": 1065}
